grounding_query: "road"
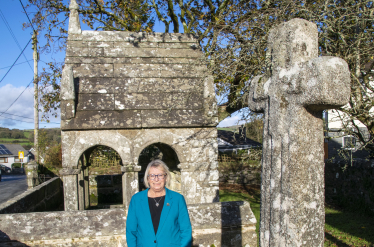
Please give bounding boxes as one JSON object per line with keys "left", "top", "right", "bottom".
{"left": 0, "top": 175, "right": 28, "bottom": 204}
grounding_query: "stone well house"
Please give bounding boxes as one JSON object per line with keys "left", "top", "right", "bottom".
{"left": 60, "top": 0, "right": 221, "bottom": 211}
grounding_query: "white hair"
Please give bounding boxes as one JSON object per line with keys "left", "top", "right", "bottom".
{"left": 143, "top": 159, "right": 171, "bottom": 188}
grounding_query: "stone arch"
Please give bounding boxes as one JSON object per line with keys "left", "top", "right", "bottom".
{"left": 61, "top": 130, "right": 132, "bottom": 169}
{"left": 76, "top": 144, "right": 125, "bottom": 210}
{"left": 137, "top": 142, "right": 181, "bottom": 193}
{"left": 74, "top": 143, "right": 131, "bottom": 170}
{"left": 132, "top": 138, "right": 186, "bottom": 165}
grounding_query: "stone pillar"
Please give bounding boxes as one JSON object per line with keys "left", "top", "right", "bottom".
{"left": 78, "top": 169, "right": 85, "bottom": 210}
{"left": 122, "top": 164, "right": 141, "bottom": 210}
{"left": 60, "top": 168, "right": 81, "bottom": 211}
{"left": 25, "top": 161, "right": 39, "bottom": 189}
{"left": 178, "top": 162, "right": 220, "bottom": 204}
{"left": 84, "top": 165, "right": 90, "bottom": 209}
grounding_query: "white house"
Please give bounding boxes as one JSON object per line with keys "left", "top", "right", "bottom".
{"left": 325, "top": 66, "right": 373, "bottom": 160}
{"left": 0, "top": 144, "right": 29, "bottom": 169}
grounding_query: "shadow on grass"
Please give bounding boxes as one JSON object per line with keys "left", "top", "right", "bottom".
{"left": 324, "top": 232, "right": 350, "bottom": 247}
{"left": 220, "top": 183, "right": 374, "bottom": 247}
{"left": 325, "top": 207, "right": 374, "bottom": 246}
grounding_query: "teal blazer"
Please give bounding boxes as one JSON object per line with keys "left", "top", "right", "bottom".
{"left": 126, "top": 188, "right": 192, "bottom": 247}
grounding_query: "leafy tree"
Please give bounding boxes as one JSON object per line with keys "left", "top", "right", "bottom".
{"left": 43, "top": 143, "right": 62, "bottom": 168}
{"left": 37, "top": 129, "right": 62, "bottom": 167}
{"left": 10, "top": 130, "right": 23, "bottom": 139}
{"left": 246, "top": 114, "right": 263, "bottom": 144}
{"left": 24, "top": 0, "right": 374, "bottom": 151}
{"left": 0, "top": 131, "right": 11, "bottom": 139}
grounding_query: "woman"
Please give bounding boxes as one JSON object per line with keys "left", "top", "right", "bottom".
{"left": 126, "top": 159, "right": 192, "bottom": 247}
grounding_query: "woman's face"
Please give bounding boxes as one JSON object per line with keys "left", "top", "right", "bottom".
{"left": 148, "top": 166, "right": 166, "bottom": 193}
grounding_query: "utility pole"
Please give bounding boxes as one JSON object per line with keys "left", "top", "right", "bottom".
{"left": 32, "top": 31, "right": 39, "bottom": 164}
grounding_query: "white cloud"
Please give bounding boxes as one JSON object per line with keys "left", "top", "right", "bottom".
{"left": 0, "top": 84, "right": 60, "bottom": 130}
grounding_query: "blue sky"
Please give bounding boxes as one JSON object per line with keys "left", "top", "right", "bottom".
{"left": 0, "top": 0, "right": 62, "bottom": 130}
{"left": 0, "top": 0, "right": 244, "bottom": 130}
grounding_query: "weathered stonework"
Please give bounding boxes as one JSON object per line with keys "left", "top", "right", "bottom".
{"left": 26, "top": 161, "right": 39, "bottom": 189}
{"left": 0, "top": 202, "right": 256, "bottom": 247}
{"left": 61, "top": 31, "right": 217, "bottom": 130}
{"left": 248, "top": 18, "right": 351, "bottom": 246}
{"left": 61, "top": 128, "right": 219, "bottom": 208}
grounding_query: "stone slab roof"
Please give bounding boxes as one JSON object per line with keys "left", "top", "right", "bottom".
{"left": 61, "top": 31, "right": 218, "bottom": 130}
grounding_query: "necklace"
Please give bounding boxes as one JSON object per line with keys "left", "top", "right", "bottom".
{"left": 153, "top": 197, "right": 163, "bottom": 207}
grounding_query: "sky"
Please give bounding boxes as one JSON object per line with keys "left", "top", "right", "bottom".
{"left": 0, "top": 0, "right": 245, "bottom": 130}
{"left": 0, "top": 0, "right": 62, "bottom": 130}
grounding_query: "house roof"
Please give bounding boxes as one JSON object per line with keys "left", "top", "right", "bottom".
{"left": 217, "top": 130, "right": 262, "bottom": 147}
{"left": 0, "top": 144, "right": 27, "bottom": 157}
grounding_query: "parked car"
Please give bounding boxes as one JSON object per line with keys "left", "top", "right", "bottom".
{"left": 0, "top": 169, "right": 2, "bottom": 181}
{"left": 0, "top": 164, "right": 11, "bottom": 174}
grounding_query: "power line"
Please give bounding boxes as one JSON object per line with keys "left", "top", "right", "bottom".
{"left": 0, "top": 111, "right": 60, "bottom": 125}
{"left": 18, "top": 0, "right": 36, "bottom": 33}
{"left": 0, "top": 115, "right": 60, "bottom": 125}
{"left": 0, "top": 111, "right": 34, "bottom": 120}
{"left": 0, "top": 39, "right": 32, "bottom": 84}
{"left": 0, "top": 115, "right": 34, "bottom": 124}
{"left": 0, "top": 60, "right": 33, "bottom": 70}
{"left": 0, "top": 8, "right": 33, "bottom": 72}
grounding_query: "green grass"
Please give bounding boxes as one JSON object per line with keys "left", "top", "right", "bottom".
{"left": 23, "top": 131, "right": 32, "bottom": 138}
{"left": 0, "top": 138, "right": 30, "bottom": 142}
{"left": 0, "top": 137, "right": 33, "bottom": 146}
{"left": 219, "top": 188, "right": 374, "bottom": 247}
{"left": 325, "top": 207, "right": 374, "bottom": 246}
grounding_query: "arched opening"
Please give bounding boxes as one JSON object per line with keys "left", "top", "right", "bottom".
{"left": 138, "top": 143, "right": 181, "bottom": 192}
{"left": 78, "top": 145, "right": 123, "bottom": 209}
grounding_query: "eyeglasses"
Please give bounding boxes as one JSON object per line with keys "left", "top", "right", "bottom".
{"left": 148, "top": 174, "right": 166, "bottom": 180}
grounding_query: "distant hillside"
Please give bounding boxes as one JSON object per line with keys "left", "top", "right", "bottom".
{"left": 0, "top": 128, "right": 61, "bottom": 150}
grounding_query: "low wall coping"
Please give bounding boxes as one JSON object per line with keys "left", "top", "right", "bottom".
{"left": 0, "top": 201, "right": 256, "bottom": 243}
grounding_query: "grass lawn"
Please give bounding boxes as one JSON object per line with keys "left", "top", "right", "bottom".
{"left": 219, "top": 183, "right": 374, "bottom": 247}
{"left": 23, "top": 130, "right": 32, "bottom": 138}
{"left": 0, "top": 138, "right": 30, "bottom": 142}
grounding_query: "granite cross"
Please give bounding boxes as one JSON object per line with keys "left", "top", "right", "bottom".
{"left": 248, "top": 19, "right": 351, "bottom": 246}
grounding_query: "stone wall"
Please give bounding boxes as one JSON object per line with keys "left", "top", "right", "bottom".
{"left": 0, "top": 177, "right": 63, "bottom": 214}
{"left": 0, "top": 201, "right": 257, "bottom": 247}
{"left": 219, "top": 167, "right": 261, "bottom": 186}
{"left": 325, "top": 160, "right": 374, "bottom": 215}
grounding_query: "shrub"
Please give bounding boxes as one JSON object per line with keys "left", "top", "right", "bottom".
{"left": 12, "top": 163, "right": 22, "bottom": 168}
{"left": 43, "top": 143, "right": 62, "bottom": 168}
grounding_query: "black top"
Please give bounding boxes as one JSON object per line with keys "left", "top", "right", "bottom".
{"left": 148, "top": 196, "right": 165, "bottom": 234}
